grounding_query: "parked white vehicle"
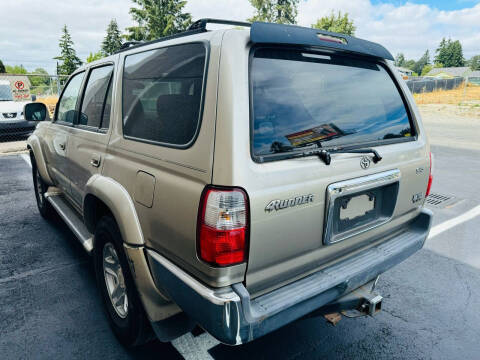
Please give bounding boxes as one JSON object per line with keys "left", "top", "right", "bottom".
{"left": 0, "top": 80, "right": 37, "bottom": 137}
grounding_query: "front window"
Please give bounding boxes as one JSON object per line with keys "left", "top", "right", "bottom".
{"left": 57, "top": 72, "right": 85, "bottom": 124}
{"left": 0, "top": 84, "right": 13, "bottom": 101}
{"left": 251, "top": 48, "right": 413, "bottom": 160}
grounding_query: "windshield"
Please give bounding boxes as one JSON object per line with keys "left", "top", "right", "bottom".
{"left": 0, "top": 84, "right": 13, "bottom": 101}
{"left": 251, "top": 48, "right": 414, "bottom": 158}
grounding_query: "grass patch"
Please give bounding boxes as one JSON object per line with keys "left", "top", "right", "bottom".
{"left": 414, "top": 83, "right": 480, "bottom": 105}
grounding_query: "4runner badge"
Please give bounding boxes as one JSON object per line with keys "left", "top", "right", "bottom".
{"left": 265, "top": 194, "right": 314, "bottom": 212}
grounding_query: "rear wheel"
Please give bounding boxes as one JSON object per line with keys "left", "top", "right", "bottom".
{"left": 31, "top": 157, "right": 54, "bottom": 219}
{"left": 93, "top": 216, "right": 153, "bottom": 347}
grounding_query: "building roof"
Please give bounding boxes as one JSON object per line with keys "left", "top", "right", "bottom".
{"left": 395, "top": 67, "right": 413, "bottom": 73}
{"left": 426, "top": 66, "right": 471, "bottom": 77}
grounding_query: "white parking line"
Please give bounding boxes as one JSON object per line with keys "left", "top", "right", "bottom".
{"left": 428, "top": 204, "right": 480, "bottom": 239}
{"left": 20, "top": 153, "right": 31, "bottom": 167}
{"left": 171, "top": 332, "right": 220, "bottom": 360}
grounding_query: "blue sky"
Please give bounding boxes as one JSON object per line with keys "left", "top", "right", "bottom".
{"left": 370, "top": 0, "right": 480, "bottom": 10}
{"left": 1, "top": 0, "right": 479, "bottom": 74}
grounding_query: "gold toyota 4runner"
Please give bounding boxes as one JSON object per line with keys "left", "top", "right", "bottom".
{"left": 24, "top": 19, "right": 433, "bottom": 347}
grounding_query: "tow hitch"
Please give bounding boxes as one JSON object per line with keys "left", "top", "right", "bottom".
{"left": 316, "top": 278, "right": 384, "bottom": 324}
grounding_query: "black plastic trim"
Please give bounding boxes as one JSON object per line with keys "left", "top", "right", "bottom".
{"left": 250, "top": 22, "right": 394, "bottom": 61}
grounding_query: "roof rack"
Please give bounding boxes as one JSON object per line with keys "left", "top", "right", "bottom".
{"left": 188, "top": 18, "right": 251, "bottom": 31}
{"left": 115, "top": 18, "right": 249, "bottom": 54}
{"left": 119, "top": 41, "right": 143, "bottom": 50}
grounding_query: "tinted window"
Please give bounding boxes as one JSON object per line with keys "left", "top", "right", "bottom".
{"left": 251, "top": 49, "right": 413, "bottom": 158}
{"left": 122, "top": 43, "right": 206, "bottom": 145}
{"left": 57, "top": 72, "right": 85, "bottom": 123}
{"left": 0, "top": 84, "right": 13, "bottom": 101}
{"left": 79, "top": 65, "right": 113, "bottom": 128}
{"left": 102, "top": 77, "right": 113, "bottom": 129}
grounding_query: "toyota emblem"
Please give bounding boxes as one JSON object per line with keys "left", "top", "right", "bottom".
{"left": 360, "top": 156, "right": 371, "bottom": 169}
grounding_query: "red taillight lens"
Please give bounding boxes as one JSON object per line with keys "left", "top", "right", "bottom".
{"left": 197, "top": 187, "right": 249, "bottom": 267}
{"left": 426, "top": 152, "right": 433, "bottom": 197}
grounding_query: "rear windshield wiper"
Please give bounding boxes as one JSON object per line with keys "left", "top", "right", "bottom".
{"left": 292, "top": 147, "right": 382, "bottom": 165}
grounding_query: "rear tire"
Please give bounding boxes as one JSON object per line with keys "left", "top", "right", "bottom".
{"left": 93, "top": 216, "right": 153, "bottom": 347}
{"left": 31, "top": 157, "right": 55, "bottom": 219}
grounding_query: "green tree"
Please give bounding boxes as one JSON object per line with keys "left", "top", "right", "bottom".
{"left": 434, "top": 38, "right": 464, "bottom": 67}
{"left": 0, "top": 60, "right": 5, "bottom": 73}
{"left": 469, "top": 55, "right": 480, "bottom": 71}
{"left": 86, "top": 51, "right": 104, "bottom": 63}
{"left": 404, "top": 59, "right": 416, "bottom": 70}
{"left": 29, "top": 68, "right": 50, "bottom": 96}
{"left": 421, "top": 64, "right": 432, "bottom": 76}
{"left": 54, "top": 25, "right": 82, "bottom": 75}
{"left": 5, "top": 64, "right": 27, "bottom": 74}
{"left": 125, "top": 0, "right": 192, "bottom": 41}
{"left": 312, "top": 11, "right": 356, "bottom": 36}
{"left": 413, "top": 50, "right": 430, "bottom": 75}
{"left": 102, "top": 19, "right": 123, "bottom": 55}
{"left": 394, "top": 53, "right": 406, "bottom": 67}
{"left": 248, "top": 0, "right": 299, "bottom": 24}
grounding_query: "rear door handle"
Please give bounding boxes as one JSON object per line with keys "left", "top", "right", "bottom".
{"left": 90, "top": 156, "right": 101, "bottom": 168}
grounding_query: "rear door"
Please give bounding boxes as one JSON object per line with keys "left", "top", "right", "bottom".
{"left": 43, "top": 71, "right": 86, "bottom": 195}
{"left": 67, "top": 63, "right": 114, "bottom": 207}
{"left": 243, "top": 48, "right": 430, "bottom": 294}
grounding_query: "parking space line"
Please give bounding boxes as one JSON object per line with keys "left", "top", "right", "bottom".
{"left": 428, "top": 204, "right": 480, "bottom": 239}
{"left": 171, "top": 332, "right": 220, "bottom": 360}
{"left": 20, "top": 153, "right": 31, "bottom": 167}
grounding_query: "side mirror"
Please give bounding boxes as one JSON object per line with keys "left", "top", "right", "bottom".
{"left": 24, "top": 102, "right": 50, "bottom": 122}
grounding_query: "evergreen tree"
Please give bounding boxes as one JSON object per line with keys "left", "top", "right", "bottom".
{"left": 102, "top": 19, "right": 123, "bottom": 55}
{"left": 469, "top": 55, "right": 480, "bottom": 71}
{"left": 312, "top": 11, "right": 356, "bottom": 36}
{"left": 413, "top": 50, "right": 430, "bottom": 75}
{"left": 394, "top": 53, "right": 406, "bottom": 67}
{"left": 54, "top": 25, "right": 82, "bottom": 76}
{"left": 0, "top": 60, "right": 5, "bottom": 73}
{"left": 434, "top": 38, "right": 465, "bottom": 67}
{"left": 125, "top": 0, "right": 192, "bottom": 41}
{"left": 248, "top": 0, "right": 299, "bottom": 24}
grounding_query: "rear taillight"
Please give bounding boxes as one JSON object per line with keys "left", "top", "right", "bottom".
{"left": 197, "top": 186, "right": 249, "bottom": 267}
{"left": 426, "top": 152, "right": 433, "bottom": 197}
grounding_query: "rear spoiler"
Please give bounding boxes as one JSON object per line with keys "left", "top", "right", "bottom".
{"left": 250, "top": 22, "right": 394, "bottom": 61}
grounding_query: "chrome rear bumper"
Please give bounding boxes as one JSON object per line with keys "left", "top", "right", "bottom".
{"left": 147, "top": 209, "right": 432, "bottom": 345}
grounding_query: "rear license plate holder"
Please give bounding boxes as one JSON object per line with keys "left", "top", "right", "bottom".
{"left": 323, "top": 170, "right": 400, "bottom": 245}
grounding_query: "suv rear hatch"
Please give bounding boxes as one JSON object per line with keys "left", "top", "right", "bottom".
{"left": 240, "top": 47, "right": 430, "bottom": 295}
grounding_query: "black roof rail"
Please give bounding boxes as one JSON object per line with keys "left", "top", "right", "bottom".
{"left": 188, "top": 18, "right": 251, "bottom": 31}
{"left": 114, "top": 19, "right": 250, "bottom": 54}
{"left": 119, "top": 41, "right": 143, "bottom": 50}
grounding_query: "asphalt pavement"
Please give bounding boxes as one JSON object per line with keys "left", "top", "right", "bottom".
{"left": 1, "top": 127, "right": 480, "bottom": 359}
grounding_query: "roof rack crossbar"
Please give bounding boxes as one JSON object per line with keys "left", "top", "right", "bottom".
{"left": 119, "top": 41, "right": 143, "bottom": 50}
{"left": 188, "top": 18, "right": 251, "bottom": 31}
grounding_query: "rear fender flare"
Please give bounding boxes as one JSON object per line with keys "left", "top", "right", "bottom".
{"left": 85, "top": 175, "right": 144, "bottom": 246}
{"left": 27, "top": 134, "right": 54, "bottom": 185}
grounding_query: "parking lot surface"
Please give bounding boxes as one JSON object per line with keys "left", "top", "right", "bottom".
{"left": 1, "top": 107, "right": 480, "bottom": 359}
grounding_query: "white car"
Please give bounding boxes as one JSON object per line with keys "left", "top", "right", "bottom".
{"left": 0, "top": 80, "right": 36, "bottom": 137}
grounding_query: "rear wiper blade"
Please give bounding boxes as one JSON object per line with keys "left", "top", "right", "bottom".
{"left": 293, "top": 147, "right": 382, "bottom": 165}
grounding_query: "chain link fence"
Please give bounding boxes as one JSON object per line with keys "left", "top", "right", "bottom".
{"left": 405, "top": 77, "right": 464, "bottom": 94}
{"left": 0, "top": 73, "right": 67, "bottom": 152}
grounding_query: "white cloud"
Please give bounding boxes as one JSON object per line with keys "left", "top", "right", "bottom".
{"left": 0, "top": 0, "right": 479, "bottom": 74}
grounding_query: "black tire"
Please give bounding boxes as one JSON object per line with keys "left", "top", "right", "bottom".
{"left": 31, "top": 156, "right": 55, "bottom": 219}
{"left": 93, "top": 216, "right": 153, "bottom": 347}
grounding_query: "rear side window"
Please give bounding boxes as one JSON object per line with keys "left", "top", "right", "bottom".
{"left": 122, "top": 43, "right": 207, "bottom": 146}
{"left": 251, "top": 48, "right": 413, "bottom": 160}
{"left": 79, "top": 65, "right": 113, "bottom": 129}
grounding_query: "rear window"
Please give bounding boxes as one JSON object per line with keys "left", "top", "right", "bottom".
{"left": 251, "top": 48, "right": 414, "bottom": 159}
{"left": 122, "top": 43, "right": 206, "bottom": 146}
